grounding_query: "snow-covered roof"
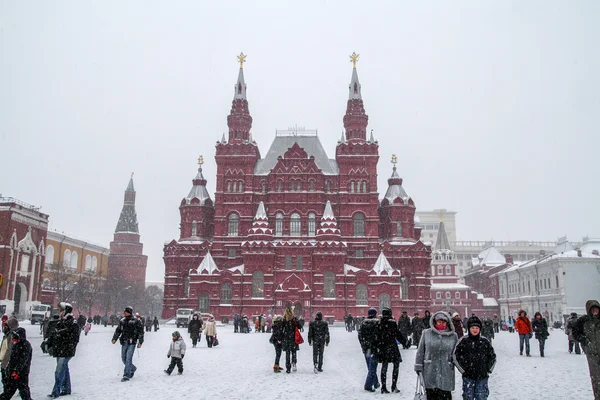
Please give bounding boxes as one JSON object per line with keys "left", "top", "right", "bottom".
{"left": 477, "top": 293, "right": 484, "bottom": 300}
{"left": 372, "top": 252, "right": 398, "bottom": 276}
{"left": 184, "top": 168, "right": 211, "bottom": 205}
{"left": 228, "top": 265, "right": 244, "bottom": 274}
{"left": 430, "top": 283, "right": 470, "bottom": 290}
{"left": 197, "top": 251, "right": 219, "bottom": 275}
{"left": 498, "top": 250, "right": 600, "bottom": 276}
{"left": 581, "top": 238, "right": 600, "bottom": 254}
{"left": 483, "top": 298, "right": 499, "bottom": 307}
{"left": 472, "top": 246, "right": 506, "bottom": 268}
{"left": 383, "top": 167, "right": 409, "bottom": 204}
{"left": 344, "top": 264, "right": 363, "bottom": 275}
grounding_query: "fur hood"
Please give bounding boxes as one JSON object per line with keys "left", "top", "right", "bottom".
{"left": 429, "top": 311, "right": 455, "bottom": 336}
{"left": 585, "top": 300, "right": 600, "bottom": 316}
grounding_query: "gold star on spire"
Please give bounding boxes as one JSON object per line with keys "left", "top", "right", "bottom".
{"left": 197, "top": 155, "right": 204, "bottom": 166}
{"left": 349, "top": 52, "right": 360, "bottom": 69}
{"left": 237, "top": 52, "right": 247, "bottom": 68}
{"left": 391, "top": 154, "right": 397, "bottom": 167}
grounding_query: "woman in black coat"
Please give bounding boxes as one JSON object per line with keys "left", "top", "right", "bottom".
{"left": 187, "top": 314, "right": 203, "bottom": 348}
{"left": 376, "top": 308, "right": 407, "bottom": 394}
{"left": 281, "top": 308, "right": 300, "bottom": 373}
{"left": 269, "top": 316, "right": 284, "bottom": 373}
{"left": 531, "top": 312, "right": 549, "bottom": 357}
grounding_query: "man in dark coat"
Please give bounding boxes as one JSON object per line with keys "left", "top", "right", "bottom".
{"left": 453, "top": 315, "right": 496, "bottom": 400}
{"left": 376, "top": 308, "right": 407, "bottom": 394}
{"left": 423, "top": 310, "right": 432, "bottom": 329}
{"left": 397, "top": 311, "right": 412, "bottom": 349}
{"left": 565, "top": 312, "right": 581, "bottom": 354}
{"left": 0, "top": 328, "right": 31, "bottom": 400}
{"left": 481, "top": 316, "right": 495, "bottom": 345}
{"left": 41, "top": 314, "right": 60, "bottom": 355}
{"left": 358, "top": 308, "right": 380, "bottom": 392}
{"left": 233, "top": 313, "right": 239, "bottom": 333}
{"left": 307, "top": 311, "right": 330, "bottom": 373}
{"left": 76, "top": 315, "right": 86, "bottom": 331}
{"left": 572, "top": 299, "right": 600, "bottom": 399}
{"left": 188, "top": 314, "right": 203, "bottom": 348}
{"left": 111, "top": 306, "right": 144, "bottom": 382}
{"left": 47, "top": 302, "right": 80, "bottom": 398}
{"left": 411, "top": 312, "right": 425, "bottom": 347}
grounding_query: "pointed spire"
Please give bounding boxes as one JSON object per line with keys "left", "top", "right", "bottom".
{"left": 349, "top": 65, "right": 362, "bottom": 100}
{"left": 184, "top": 156, "right": 211, "bottom": 205}
{"left": 435, "top": 222, "right": 451, "bottom": 251}
{"left": 343, "top": 53, "right": 368, "bottom": 141}
{"left": 221, "top": 133, "right": 226, "bottom": 144}
{"left": 115, "top": 175, "right": 139, "bottom": 233}
{"left": 197, "top": 251, "right": 220, "bottom": 275}
{"left": 372, "top": 251, "right": 396, "bottom": 276}
{"left": 369, "top": 130, "right": 375, "bottom": 143}
{"left": 316, "top": 200, "right": 341, "bottom": 240}
{"left": 247, "top": 201, "right": 273, "bottom": 239}
{"left": 339, "top": 131, "right": 346, "bottom": 144}
{"left": 234, "top": 66, "right": 247, "bottom": 100}
{"left": 383, "top": 164, "right": 409, "bottom": 205}
{"left": 227, "top": 53, "right": 253, "bottom": 142}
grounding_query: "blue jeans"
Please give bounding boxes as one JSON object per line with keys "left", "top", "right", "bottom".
{"left": 364, "top": 352, "right": 379, "bottom": 390}
{"left": 519, "top": 334, "right": 530, "bottom": 355}
{"left": 462, "top": 377, "right": 489, "bottom": 400}
{"left": 121, "top": 344, "right": 137, "bottom": 378}
{"left": 51, "top": 357, "right": 72, "bottom": 397}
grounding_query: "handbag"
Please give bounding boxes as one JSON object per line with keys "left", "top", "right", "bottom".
{"left": 213, "top": 336, "right": 219, "bottom": 347}
{"left": 295, "top": 326, "right": 304, "bottom": 345}
{"left": 414, "top": 373, "right": 427, "bottom": 400}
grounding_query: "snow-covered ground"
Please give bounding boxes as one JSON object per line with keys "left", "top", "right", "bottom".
{"left": 20, "top": 323, "right": 594, "bottom": 399}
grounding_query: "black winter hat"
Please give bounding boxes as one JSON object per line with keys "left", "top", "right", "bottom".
{"left": 467, "top": 315, "right": 482, "bottom": 329}
{"left": 124, "top": 306, "right": 133, "bottom": 314}
{"left": 570, "top": 312, "right": 577, "bottom": 318}
{"left": 315, "top": 311, "right": 323, "bottom": 320}
{"left": 368, "top": 308, "right": 377, "bottom": 317}
{"left": 381, "top": 308, "right": 392, "bottom": 317}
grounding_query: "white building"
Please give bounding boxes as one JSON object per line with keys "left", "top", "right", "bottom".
{"left": 415, "top": 209, "right": 457, "bottom": 246}
{"left": 495, "top": 248, "right": 600, "bottom": 323}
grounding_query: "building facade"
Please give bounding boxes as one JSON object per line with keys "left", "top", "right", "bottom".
{"left": 0, "top": 196, "right": 49, "bottom": 316}
{"left": 162, "top": 58, "right": 432, "bottom": 321}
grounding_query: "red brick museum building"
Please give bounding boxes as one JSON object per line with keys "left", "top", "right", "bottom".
{"left": 162, "top": 57, "right": 432, "bottom": 321}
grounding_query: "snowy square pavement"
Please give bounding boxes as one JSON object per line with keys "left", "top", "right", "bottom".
{"left": 22, "top": 324, "right": 593, "bottom": 399}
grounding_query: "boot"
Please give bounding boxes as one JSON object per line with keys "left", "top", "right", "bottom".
{"left": 273, "top": 364, "right": 281, "bottom": 373}
{"left": 292, "top": 363, "right": 297, "bottom": 372}
{"left": 381, "top": 387, "right": 390, "bottom": 394}
{"left": 314, "top": 363, "right": 318, "bottom": 374}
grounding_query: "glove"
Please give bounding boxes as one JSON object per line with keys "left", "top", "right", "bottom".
{"left": 10, "top": 372, "right": 18, "bottom": 380}
{"left": 111, "top": 340, "right": 116, "bottom": 344}
{"left": 181, "top": 354, "right": 184, "bottom": 359}
{"left": 167, "top": 355, "right": 170, "bottom": 358}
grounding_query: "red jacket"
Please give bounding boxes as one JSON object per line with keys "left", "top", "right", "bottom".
{"left": 515, "top": 316, "right": 532, "bottom": 334}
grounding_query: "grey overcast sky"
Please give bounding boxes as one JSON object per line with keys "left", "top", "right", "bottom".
{"left": 1, "top": 1, "right": 599, "bottom": 282}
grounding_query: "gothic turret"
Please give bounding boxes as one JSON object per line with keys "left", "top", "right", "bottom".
{"left": 179, "top": 156, "right": 214, "bottom": 240}
{"left": 435, "top": 221, "right": 451, "bottom": 251}
{"left": 115, "top": 175, "right": 139, "bottom": 233}
{"left": 246, "top": 201, "right": 273, "bottom": 241}
{"left": 343, "top": 52, "right": 368, "bottom": 141}
{"left": 316, "top": 201, "right": 341, "bottom": 241}
{"left": 227, "top": 52, "right": 253, "bottom": 143}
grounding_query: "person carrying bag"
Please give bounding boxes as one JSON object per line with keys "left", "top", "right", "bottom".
{"left": 414, "top": 373, "right": 426, "bottom": 400}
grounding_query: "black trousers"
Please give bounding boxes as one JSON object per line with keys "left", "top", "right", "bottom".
{"left": 191, "top": 336, "right": 199, "bottom": 346}
{"left": 285, "top": 350, "right": 297, "bottom": 370}
{"left": 569, "top": 340, "right": 581, "bottom": 354}
{"left": 0, "top": 374, "right": 31, "bottom": 400}
{"left": 312, "top": 342, "right": 325, "bottom": 368}
{"left": 234, "top": 322, "right": 238, "bottom": 333}
{"left": 273, "top": 344, "right": 282, "bottom": 365}
{"left": 380, "top": 360, "right": 399, "bottom": 390}
{"left": 425, "top": 388, "right": 452, "bottom": 399}
{"left": 538, "top": 338, "right": 546, "bottom": 356}
{"left": 206, "top": 335, "right": 214, "bottom": 348}
{"left": 166, "top": 357, "right": 183, "bottom": 374}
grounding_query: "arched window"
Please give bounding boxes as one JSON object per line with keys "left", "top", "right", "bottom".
{"left": 63, "top": 249, "right": 71, "bottom": 267}
{"left": 275, "top": 213, "right": 283, "bottom": 236}
{"left": 362, "top": 182, "right": 367, "bottom": 193}
{"left": 290, "top": 181, "right": 295, "bottom": 191}
{"left": 198, "top": 293, "right": 210, "bottom": 313}
{"left": 455, "top": 292, "right": 461, "bottom": 299}
{"left": 277, "top": 181, "right": 282, "bottom": 192}
{"left": 350, "top": 182, "right": 355, "bottom": 193}
{"left": 296, "top": 255, "right": 303, "bottom": 271}
{"left": 252, "top": 271, "right": 264, "bottom": 298}
{"left": 353, "top": 213, "right": 365, "bottom": 236}
{"left": 85, "top": 255, "right": 92, "bottom": 270}
{"left": 356, "top": 284, "right": 368, "bottom": 305}
{"left": 261, "top": 182, "right": 266, "bottom": 194}
{"left": 324, "top": 271, "right": 335, "bottom": 298}
{"left": 309, "top": 180, "right": 315, "bottom": 192}
{"left": 228, "top": 214, "right": 239, "bottom": 236}
{"left": 401, "top": 277, "right": 409, "bottom": 299}
{"left": 184, "top": 276, "right": 190, "bottom": 297}
{"left": 285, "top": 255, "right": 292, "bottom": 270}
{"left": 445, "top": 292, "right": 451, "bottom": 299}
{"left": 191, "top": 220, "right": 197, "bottom": 236}
{"left": 46, "top": 245, "right": 55, "bottom": 265}
{"left": 438, "top": 265, "right": 444, "bottom": 275}
{"left": 396, "top": 221, "right": 403, "bottom": 237}
{"left": 220, "top": 283, "right": 232, "bottom": 304}
{"left": 71, "top": 251, "right": 78, "bottom": 269}
{"left": 436, "top": 292, "right": 442, "bottom": 299}
{"left": 308, "top": 213, "right": 316, "bottom": 236}
{"left": 227, "top": 181, "right": 231, "bottom": 192}
{"left": 445, "top": 265, "right": 452, "bottom": 275}
{"left": 290, "top": 213, "right": 301, "bottom": 236}
{"left": 325, "top": 180, "right": 331, "bottom": 193}
{"left": 296, "top": 181, "right": 301, "bottom": 191}
{"left": 379, "top": 293, "right": 391, "bottom": 310}
{"left": 555, "top": 275, "right": 559, "bottom": 288}
{"left": 238, "top": 182, "right": 243, "bottom": 192}
{"left": 91, "top": 256, "right": 98, "bottom": 272}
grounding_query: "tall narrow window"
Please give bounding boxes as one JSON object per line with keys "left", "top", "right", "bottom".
{"left": 445, "top": 265, "right": 452, "bottom": 275}
{"left": 436, "top": 292, "right": 441, "bottom": 299}
{"left": 70, "top": 251, "right": 78, "bottom": 269}
{"left": 362, "top": 182, "right": 367, "bottom": 193}
{"left": 275, "top": 213, "right": 283, "bottom": 236}
{"left": 233, "top": 182, "right": 237, "bottom": 192}
{"left": 356, "top": 284, "right": 368, "bottom": 305}
{"left": 455, "top": 291, "right": 461, "bottom": 299}
{"left": 353, "top": 213, "right": 365, "bottom": 236}
{"left": 324, "top": 271, "right": 335, "bottom": 298}
{"left": 325, "top": 180, "right": 331, "bottom": 193}
{"left": 184, "top": 276, "right": 190, "bottom": 297}
{"left": 262, "top": 182, "right": 266, "bottom": 194}
{"left": 227, "top": 182, "right": 231, "bottom": 192}
{"left": 228, "top": 214, "right": 239, "bottom": 236}
{"left": 191, "top": 220, "right": 197, "bottom": 236}
{"left": 46, "top": 245, "right": 55, "bottom": 265}
{"left": 438, "top": 265, "right": 443, "bottom": 275}
{"left": 445, "top": 292, "right": 451, "bottom": 299}
{"left": 350, "top": 182, "right": 355, "bottom": 193}
{"left": 85, "top": 255, "right": 92, "bottom": 271}
{"left": 252, "top": 271, "right": 264, "bottom": 298}
{"left": 290, "top": 213, "right": 301, "bottom": 236}
{"left": 290, "top": 181, "right": 295, "bottom": 191}
{"left": 401, "top": 277, "right": 409, "bottom": 299}
{"left": 238, "top": 182, "right": 243, "bottom": 192}
{"left": 63, "top": 249, "right": 71, "bottom": 267}
{"left": 296, "top": 181, "right": 301, "bottom": 191}
{"left": 198, "top": 293, "right": 210, "bottom": 313}
{"left": 309, "top": 180, "right": 315, "bottom": 192}
{"left": 397, "top": 221, "right": 403, "bottom": 237}
{"left": 285, "top": 255, "right": 292, "bottom": 270}
{"left": 308, "top": 213, "right": 316, "bottom": 236}
{"left": 296, "top": 255, "right": 303, "bottom": 271}
{"left": 91, "top": 256, "right": 98, "bottom": 272}
{"left": 277, "top": 181, "right": 282, "bottom": 192}
{"left": 379, "top": 293, "right": 391, "bottom": 310}
{"left": 220, "top": 283, "right": 232, "bottom": 304}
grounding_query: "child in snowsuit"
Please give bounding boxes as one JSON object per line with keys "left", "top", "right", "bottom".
{"left": 164, "top": 331, "right": 186, "bottom": 375}
{"left": 453, "top": 316, "right": 496, "bottom": 400}
{"left": 84, "top": 321, "right": 92, "bottom": 336}
{"left": 269, "top": 315, "right": 284, "bottom": 373}
{"left": 0, "top": 327, "right": 32, "bottom": 400}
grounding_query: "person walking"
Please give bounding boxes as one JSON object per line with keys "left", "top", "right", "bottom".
{"left": 358, "top": 308, "right": 380, "bottom": 392}
{"left": 46, "top": 302, "right": 80, "bottom": 398}
{"left": 514, "top": 310, "right": 532, "bottom": 357}
{"left": 377, "top": 308, "right": 407, "bottom": 394}
{"left": 111, "top": 306, "right": 144, "bottom": 382}
{"left": 453, "top": 316, "right": 496, "bottom": 400}
{"left": 164, "top": 331, "right": 186, "bottom": 375}
{"left": 411, "top": 312, "right": 425, "bottom": 348}
{"left": 233, "top": 313, "right": 239, "bottom": 333}
{"left": 152, "top": 317, "right": 159, "bottom": 332}
{"left": 397, "top": 311, "right": 412, "bottom": 349}
{"left": 269, "top": 315, "right": 284, "bottom": 373}
{"left": 0, "top": 316, "right": 19, "bottom": 392}
{"left": 452, "top": 313, "right": 464, "bottom": 340}
{"left": 203, "top": 316, "right": 217, "bottom": 348}
{"left": 481, "top": 316, "right": 495, "bottom": 345}
{"left": 187, "top": 314, "right": 203, "bottom": 348}
{"left": 423, "top": 310, "right": 432, "bottom": 330}
{"left": 0, "top": 328, "right": 32, "bottom": 400}
{"left": 572, "top": 300, "right": 600, "bottom": 399}
{"left": 281, "top": 307, "right": 300, "bottom": 373}
{"left": 307, "top": 311, "right": 330, "bottom": 373}
{"left": 507, "top": 316, "right": 515, "bottom": 333}
{"left": 492, "top": 314, "right": 500, "bottom": 334}
{"left": 565, "top": 312, "right": 582, "bottom": 354}
{"left": 531, "top": 312, "right": 549, "bottom": 357}
{"left": 414, "top": 311, "right": 458, "bottom": 400}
